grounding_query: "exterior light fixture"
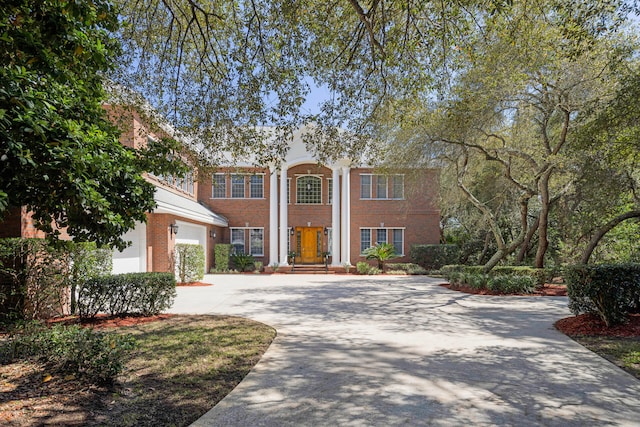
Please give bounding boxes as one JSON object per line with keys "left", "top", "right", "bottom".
{"left": 324, "top": 227, "right": 328, "bottom": 236}
{"left": 169, "top": 223, "right": 179, "bottom": 235}
{"left": 289, "top": 227, "right": 295, "bottom": 236}
{"left": 210, "top": 230, "right": 216, "bottom": 239}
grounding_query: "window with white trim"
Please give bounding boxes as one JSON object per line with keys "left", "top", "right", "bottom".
{"left": 250, "top": 228, "right": 264, "bottom": 256}
{"left": 231, "top": 228, "right": 245, "bottom": 254}
{"left": 231, "top": 174, "right": 245, "bottom": 198}
{"left": 327, "top": 178, "right": 333, "bottom": 205}
{"left": 287, "top": 178, "right": 291, "bottom": 204}
{"left": 360, "top": 229, "right": 371, "bottom": 254}
{"left": 250, "top": 175, "right": 264, "bottom": 198}
{"left": 376, "top": 229, "right": 387, "bottom": 244}
{"left": 392, "top": 229, "right": 404, "bottom": 255}
{"left": 296, "top": 176, "right": 322, "bottom": 204}
{"left": 360, "top": 174, "right": 404, "bottom": 200}
{"left": 327, "top": 227, "right": 333, "bottom": 256}
{"left": 212, "top": 174, "right": 226, "bottom": 198}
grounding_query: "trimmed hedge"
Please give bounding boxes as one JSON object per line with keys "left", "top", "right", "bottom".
{"left": 214, "top": 244, "right": 231, "bottom": 271}
{"left": 566, "top": 263, "right": 640, "bottom": 326}
{"left": 174, "top": 243, "right": 205, "bottom": 283}
{"left": 443, "top": 265, "right": 542, "bottom": 295}
{"left": 410, "top": 244, "right": 460, "bottom": 270}
{"left": 0, "top": 322, "right": 135, "bottom": 385}
{"left": 78, "top": 272, "right": 176, "bottom": 319}
{"left": 443, "top": 265, "right": 546, "bottom": 286}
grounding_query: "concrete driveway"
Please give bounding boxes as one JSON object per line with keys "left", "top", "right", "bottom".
{"left": 168, "top": 274, "right": 640, "bottom": 426}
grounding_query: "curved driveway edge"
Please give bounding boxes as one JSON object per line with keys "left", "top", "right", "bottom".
{"left": 168, "top": 274, "right": 640, "bottom": 426}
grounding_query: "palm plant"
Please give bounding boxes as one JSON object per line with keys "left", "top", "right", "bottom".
{"left": 363, "top": 243, "right": 399, "bottom": 271}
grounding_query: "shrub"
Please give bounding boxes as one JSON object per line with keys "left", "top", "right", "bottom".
{"left": 386, "top": 263, "right": 428, "bottom": 275}
{"left": 174, "top": 243, "right": 205, "bottom": 283}
{"left": 0, "top": 322, "right": 136, "bottom": 385}
{"left": 214, "top": 244, "right": 231, "bottom": 271}
{"left": 67, "top": 241, "right": 112, "bottom": 315}
{"left": 363, "top": 243, "right": 399, "bottom": 270}
{"left": 566, "top": 263, "right": 640, "bottom": 326}
{"left": 254, "top": 261, "right": 263, "bottom": 273}
{"left": 78, "top": 273, "right": 176, "bottom": 318}
{"left": 356, "top": 261, "right": 381, "bottom": 275}
{"left": 0, "top": 238, "right": 69, "bottom": 320}
{"left": 230, "top": 253, "right": 255, "bottom": 272}
{"left": 410, "top": 244, "right": 460, "bottom": 270}
{"left": 445, "top": 266, "right": 537, "bottom": 295}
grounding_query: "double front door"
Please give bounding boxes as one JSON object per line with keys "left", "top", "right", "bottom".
{"left": 295, "top": 227, "right": 324, "bottom": 264}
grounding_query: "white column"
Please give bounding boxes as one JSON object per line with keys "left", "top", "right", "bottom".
{"left": 279, "top": 165, "right": 289, "bottom": 265}
{"left": 331, "top": 167, "right": 341, "bottom": 266}
{"left": 269, "top": 167, "right": 278, "bottom": 267}
{"left": 341, "top": 167, "right": 350, "bottom": 265}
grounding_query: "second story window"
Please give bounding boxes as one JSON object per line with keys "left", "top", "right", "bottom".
{"left": 231, "top": 174, "right": 245, "bottom": 198}
{"left": 296, "top": 176, "right": 322, "bottom": 204}
{"left": 361, "top": 175, "right": 372, "bottom": 199}
{"left": 250, "top": 175, "right": 264, "bottom": 198}
{"left": 212, "top": 174, "right": 226, "bottom": 198}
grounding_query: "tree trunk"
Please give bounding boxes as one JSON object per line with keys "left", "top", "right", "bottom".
{"left": 535, "top": 170, "right": 553, "bottom": 268}
{"left": 580, "top": 210, "right": 640, "bottom": 264}
{"left": 516, "top": 215, "right": 540, "bottom": 264}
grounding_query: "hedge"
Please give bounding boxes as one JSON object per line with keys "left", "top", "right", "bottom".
{"left": 174, "top": 243, "right": 205, "bottom": 283}
{"left": 214, "top": 244, "right": 231, "bottom": 271}
{"left": 410, "top": 245, "right": 460, "bottom": 270}
{"left": 78, "top": 272, "right": 176, "bottom": 319}
{"left": 566, "top": 263, "right": 640, "bottom": 326}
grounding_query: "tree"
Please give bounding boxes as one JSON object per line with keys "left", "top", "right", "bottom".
{"left": 378, "top": 1, "right": 637, "bottom": 269}
{"left": 0, "top": 0, "right": 184, "bottom": 249}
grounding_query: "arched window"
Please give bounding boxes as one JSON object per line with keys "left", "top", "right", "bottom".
{"left": 296, "top": 176, "right": 322, "bottom": 204}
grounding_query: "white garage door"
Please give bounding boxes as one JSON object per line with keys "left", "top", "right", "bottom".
{"left": 175, "top": 221, "right": 207, "bottom": 247}
{"left": 112, "top": 222, "right": 147, "bottom": 274}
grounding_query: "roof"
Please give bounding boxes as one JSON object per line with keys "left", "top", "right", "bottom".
{"left": 154, "top": 187, "right": 228, "bottom": 227}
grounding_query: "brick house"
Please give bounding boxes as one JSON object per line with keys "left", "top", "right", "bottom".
{"left": 1, "top": 110, "right": 440, "bottom": 274}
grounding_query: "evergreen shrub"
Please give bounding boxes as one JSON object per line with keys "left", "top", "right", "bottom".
{"left": 78, "top": 272, "right": 176, "bottom": 318}
{"left": 410, "top": 244, "right": 460, "bottom": 270}
{"left": 174, "top": 243, "right": 205, "bottom": 283}
{"left": 566, "top": 263, "right": 640, "bottom": 326}
{"left": 214, "top": 244, "right": 231, "bottom": 271}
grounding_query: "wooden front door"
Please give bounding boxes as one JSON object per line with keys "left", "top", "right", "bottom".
{"left": 296, "top": 227, "right": 323, "bottom": 264}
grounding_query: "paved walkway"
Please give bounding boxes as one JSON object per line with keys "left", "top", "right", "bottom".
{"left": 168, "top": 274, "right": 640, "bottom": 426}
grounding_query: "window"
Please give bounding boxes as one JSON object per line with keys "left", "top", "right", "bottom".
{"left": 287, "top": 178, "right": 291, "bottom": 204}
{"left": 376, "top": 229, "right": 387, "bottom": 244}
{"left": 327, "top": 227, "right": 333, "bottom": 256}
{"left": 231, "top": 228, "right": 245, "bottom": 254}
{"left": 250, "top": 229, "right": 264, "bottom": 256}
{"left": 392, "top": 175, "right": 404, "bottom": 199}
{"left": 361, "top": 174, "right": 404, "bottom": 200}
{"left": 360, "top": 175, "right": 372, "bottom": 199}
{"left": 392, "top": 229, "right": 404, "bottom": 255}
{"left": 296, "top": 176, "right": 322, "bottom": 204}
{"left": 360, "top": 229, "right": 371, "bottom": 254}
{"left": 376, "top": 175, "right": 388, "bottom": 199}
{"left": 250, "top": 175, "right": 263, "bottom": 198}
{"left": 231, "top": 174, "right": 245, "bottom": 198}
{"left": 327, "top": 178, "right": 333, "bottom": 205}
{"left": 212, "top": 174, "right": 226, "bottom": 198}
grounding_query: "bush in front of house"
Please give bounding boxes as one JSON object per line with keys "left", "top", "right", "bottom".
{"left": 78, "top": 272, "right": 176, "bottom": 319}
{"left": 386, "top": 263, "right": 428, "bottom": 275}
{"left": 230, "top": 253, "right": 255, "bottom": 272}
{"left": 174, "top": 243, "right": 205, "bottom": 283}
{"left": 444, "top": 266, "right": 537, "bottom": 295}
{"left": 410, "top": 244, "right": 460, "bottom": 270}
{"left": 566, "top": 263, "right": 640, "bottom": 327}
{"left": 214, "top": 244, "right": 231, "bottom": 271}
{"left": 356, "top": 261, "right": 381, "bottom": 275}
{"left": 0, "top": 321, "right": 136, "bottom": 385}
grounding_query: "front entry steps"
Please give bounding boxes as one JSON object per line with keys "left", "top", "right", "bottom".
{"left": 288, "top": 264, "right": 335, "bottom": 274}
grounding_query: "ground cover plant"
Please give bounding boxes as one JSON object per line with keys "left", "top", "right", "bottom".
{"left": 0, "top": 315, "right": 276, "bottom": 426}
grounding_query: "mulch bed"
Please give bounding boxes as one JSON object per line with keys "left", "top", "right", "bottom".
{"left": 46, "top": 313, "right": 173, "bottom": 329}
{"left": 555, "top": 313, "right": 640, "bottom": 338}
{"left": 177, "top": 281, "right": 212, "bottom": 287}
{"left": 440, "top": 283, "right": 567, "bottom": 296}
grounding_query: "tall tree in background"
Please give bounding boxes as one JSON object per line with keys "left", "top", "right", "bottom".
{"left": 0, "top": 0, "right": 184, "bottom": 249}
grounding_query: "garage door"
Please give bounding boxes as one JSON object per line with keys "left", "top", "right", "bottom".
{"left": 112, "top": 222, "right": 147, "bottom": 274}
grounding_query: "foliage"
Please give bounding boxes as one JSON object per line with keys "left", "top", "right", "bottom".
{"left": 410, "top": 244, "right": 460, "bottom": 270}
{"left": 0, "top": 321, "right": 136, "bottom": 385}
{"left": 447, "top": 270, "right": 536, "bottom": 294}
{"left": 214, "top": 244, "right": 231, "bottom": 271}
{"left": 0, "top": 238, "right": 69, "bottom": 320}
{"left": 356, "top": 261, "right": 381, "bottom": 275}
{"left": 77, "top": 273, "right": 176, "bottom": 318}
{"left": 0, "top": 0, "right": 186, "bottom": 249}
{"left": 230, "top": 253, "right": 255, "bottom": 272}
{"left": 363, "top": 243, "right": 399, "bottom": 271}
{"left": 174, "top": 243, "right": 205, "bottom": 283}
{"left": 254, "top": 261, "right": 263, "bottom": 273}
{"left": 342, "top": 262, "right": 352, "bottom": 273}
{"left": 386, "top": 263, "right": 428, "bottom": 275}
{"left": 566, "top": 264, "right": 640, "bottom": 326}
{"left": 66, "top": 241, "right": 113, "bottom": 315}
